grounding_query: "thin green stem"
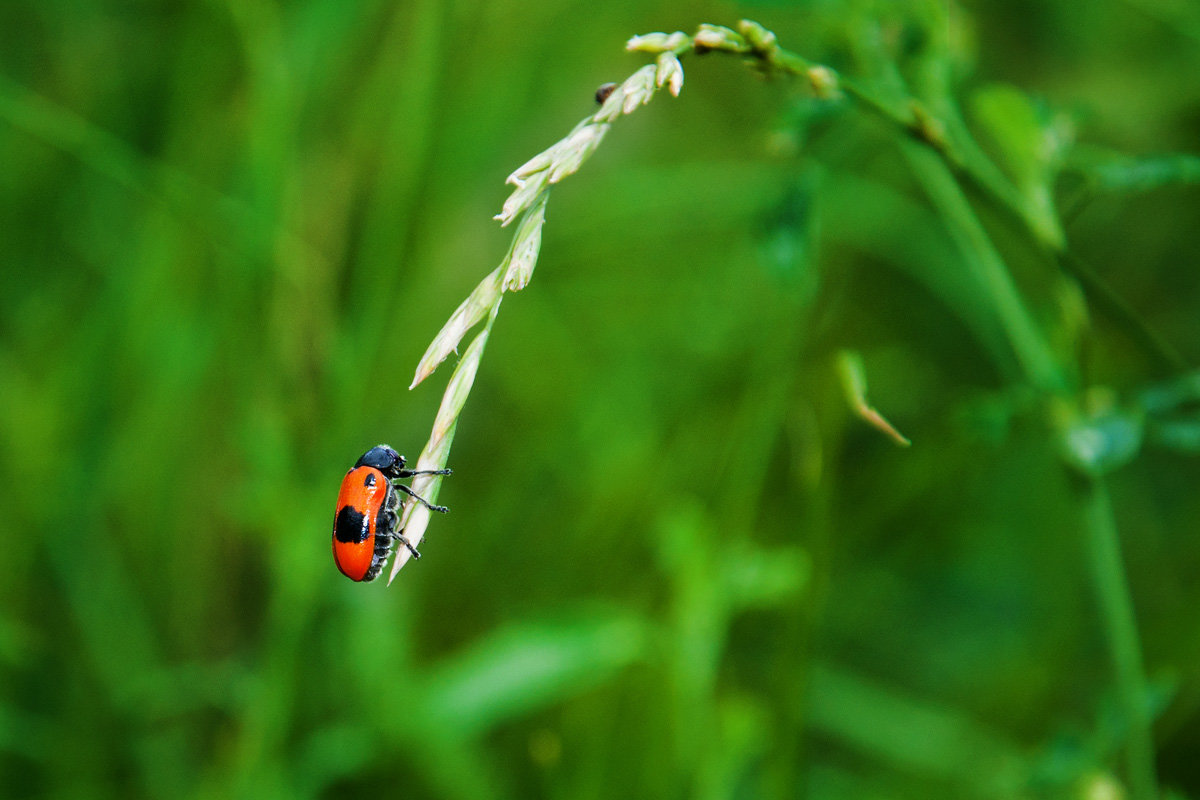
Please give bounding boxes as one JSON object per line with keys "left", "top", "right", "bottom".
{"left": 768, "top": 46, "right": 1032, "bottom": 224}
{"left": 1083, "top": 477, "right": 1157, "bottom": 800}
{"left": 726, "top": 28, "right": 1188, "bottom": 378}
{"left": 1057, "top": 250, "right": 1189, "bottom": 374}
{"left": 901, "top": 141, "right": 1068, "bottom": 393}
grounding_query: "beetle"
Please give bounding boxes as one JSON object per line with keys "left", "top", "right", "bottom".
{"left": 332, "top": 444, "right": 451, "bottom": 582}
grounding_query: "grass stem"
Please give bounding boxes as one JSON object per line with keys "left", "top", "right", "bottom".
{"left": 725, "top": 23, "right": 1188, "bottom": 378}
{"left": 900, "top": 141, "right": 1068, "bottom": 393}
{"left": 1083, "top": 476, "right": 1158, "bottom": 800}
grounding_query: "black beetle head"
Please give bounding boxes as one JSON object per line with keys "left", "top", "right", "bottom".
{"left": 355, "top": 444, "right": 406, "bottom": 475}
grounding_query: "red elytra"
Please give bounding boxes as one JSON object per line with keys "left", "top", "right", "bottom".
{"left": 332, "top": 466, "right": 391, "bottom": 581}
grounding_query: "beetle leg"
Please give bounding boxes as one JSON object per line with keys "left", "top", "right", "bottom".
{"left": 396, "top": 467, "right": 452, "bottom": 478}
{"left": 396, "top": 535, "right": 421, "bottom": 559}
{"left": 395, "top": 483, "right": 449, "bottom": 513}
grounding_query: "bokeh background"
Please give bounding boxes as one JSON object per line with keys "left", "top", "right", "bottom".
{"left": 3, "top": 1, "right": 1200, "bottom": 798}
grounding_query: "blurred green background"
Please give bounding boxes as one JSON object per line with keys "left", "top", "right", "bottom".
{"left": 3, "top": 0, "right": 1200, "bottom": 797}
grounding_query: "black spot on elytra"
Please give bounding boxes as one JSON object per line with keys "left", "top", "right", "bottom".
{"left": 334, "top": 505, "right": 369, "bottom": 544}
{"left": 363, "top": 472, "right": 377, "bottom": 488}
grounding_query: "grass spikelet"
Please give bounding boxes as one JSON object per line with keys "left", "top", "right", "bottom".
{"left": 391, "top": 40, "right": 687, "bottom": 580}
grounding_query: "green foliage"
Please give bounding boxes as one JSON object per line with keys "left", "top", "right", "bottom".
{"left": 2, "top": 1, "right": 1199, "bottom": 799}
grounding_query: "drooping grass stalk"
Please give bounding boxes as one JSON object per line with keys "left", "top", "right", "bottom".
{"left": 1082, "top": 476, "right": 1158, "bottom": 800}
{"left": 387, "top": 44, "right": 687, "bottom": 582}
{"left": 392, "top": 16, "right": 1175, "bottom": 534}
{"left": 391, "top": 39, "right": 1168, "bottom": 799}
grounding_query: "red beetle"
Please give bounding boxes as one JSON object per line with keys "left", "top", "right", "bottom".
{"left": 332, "top": 445, "right": 451, "bottom": 581}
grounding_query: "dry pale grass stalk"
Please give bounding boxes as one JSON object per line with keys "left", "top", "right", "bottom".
{"left": 387, "top": 36, "right": 689, "bottom": 583}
